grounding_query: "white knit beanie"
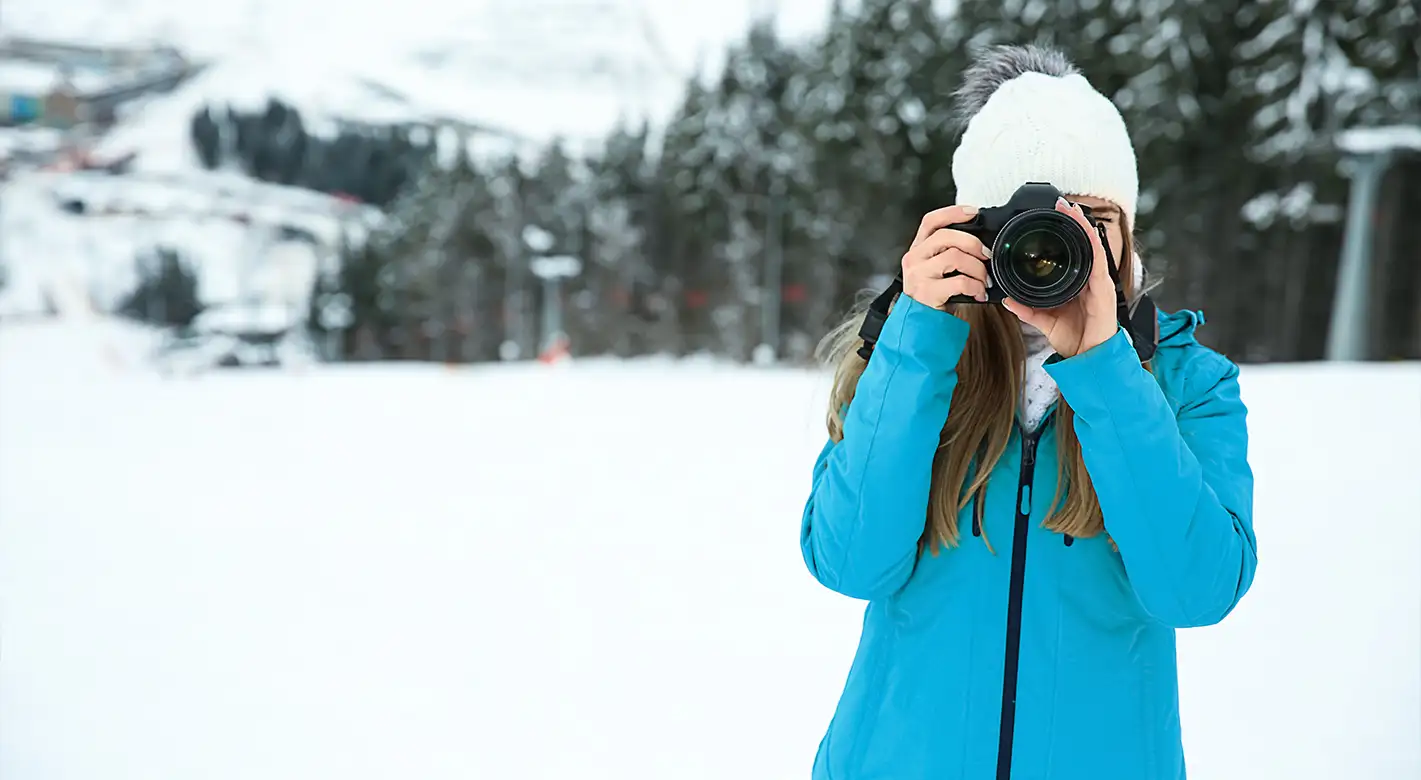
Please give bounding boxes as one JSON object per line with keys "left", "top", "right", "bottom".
{"left": 950, "top": 46, "right": 1140, "bottom": 229}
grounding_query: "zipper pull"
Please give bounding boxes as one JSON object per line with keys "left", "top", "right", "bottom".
{"left": 1022, "top": 436, "right": 1037, "bottom": 467}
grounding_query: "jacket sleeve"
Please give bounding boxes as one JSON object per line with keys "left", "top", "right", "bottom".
{"left": 1045, "top": 327, "right": 1258, "bottom": 628}
{"left": 800, "top": 294, "right": 972, "bottom": 600}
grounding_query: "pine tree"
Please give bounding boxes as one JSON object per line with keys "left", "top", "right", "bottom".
{"left": 791, "top": 0, "right": 869, "bottom": 337}
{"left": 1123, "top": 0, "right": 1293, "bottom": 357}
{"left": 185, "top": 0, "right": 1416, "bottom": 365}
{"left": 585, "top": 121, "right": 654, "bottom": 356}
{"left": 806, "top": 0, "right": 955, "bottom": 312}
{"left": 477, "top": 154, "right": 540, "bottom": 358}
{"left": 445, "top": 145, "right": 510, "bottom": 362}
{"left": 655, "top": 76, "right": 724, "bottom": 356}
{"left": 189, "top": 107, "right": 221, "bottom": 169}
{"left": 120, "top": 247, "right": 203, "bottom": 328}
{"left": 711, "top": 18, "right": 792, "bottom": 360}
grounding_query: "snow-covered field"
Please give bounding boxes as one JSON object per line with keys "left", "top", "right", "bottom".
{"left": 1, "top": 318, "right": 1418, "bottom": 779}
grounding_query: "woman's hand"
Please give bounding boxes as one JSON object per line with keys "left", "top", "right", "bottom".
{"left": 902, "top": 205, "right": 992, "bottom": 309}
{"left": 1002, "top": 197, "right": 1119, "bottom": 358}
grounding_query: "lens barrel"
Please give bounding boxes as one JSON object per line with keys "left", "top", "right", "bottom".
{"left": 990, "top": 209, "right": 1093, "bottom": 309}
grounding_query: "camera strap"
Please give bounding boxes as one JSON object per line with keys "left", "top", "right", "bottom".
{"left": 855, "top": 275, "right": 903, "bottom": 360}
{"left": 1097, "top": 222, "right": 1158, "bottom": 363}
{"left": 855, "top": 225, "right": 1158, "bottom": 363}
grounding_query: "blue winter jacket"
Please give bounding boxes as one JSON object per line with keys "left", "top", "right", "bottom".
{"left": 801, "top": 295, "right": 1257, "bottom": 780}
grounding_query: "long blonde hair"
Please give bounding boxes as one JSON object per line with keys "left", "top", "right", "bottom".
{"left": 816, "top": 218, "right": 1145, "bottom": 554}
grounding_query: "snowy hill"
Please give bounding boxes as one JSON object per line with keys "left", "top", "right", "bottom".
{"left": 0, "top": 169, "right": 376, "bottom": 317}
{"left": 0, "top": 0, "right": 840, "bottom": 320}
{"left": 1, "top": 318, "right": 1418, "bottom": 779}
{"left": 3, "top": 0, "right": 839, "bottom": 162}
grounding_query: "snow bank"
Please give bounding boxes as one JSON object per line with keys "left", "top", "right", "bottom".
{"left": 0, "top": 170, "right": 365, "bottom": 318}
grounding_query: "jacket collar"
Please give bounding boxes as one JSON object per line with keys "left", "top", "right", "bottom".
{"left": 1156, "top": 308, "right": 1205, "bottom": 350}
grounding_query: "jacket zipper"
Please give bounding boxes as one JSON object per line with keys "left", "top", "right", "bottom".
{"left": 995, "top": 426, "right": 1041, "bottom": 780}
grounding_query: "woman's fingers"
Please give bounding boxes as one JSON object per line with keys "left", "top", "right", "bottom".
{"left": 911, "top": 205, "right": 980, "bottom": 247}
{"left": 1055, "top": 197, "right": 1112, "bottom": 290}
{"left": 906, "top": 233, "right": 990, "bottom": 285}
{"left": 921, "top": 274, "right": 988, "bottom": 306}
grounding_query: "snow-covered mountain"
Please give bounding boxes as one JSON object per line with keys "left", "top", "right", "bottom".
{"left": 3, "top": 0, "right": 838, "bottom": 162}
{"left": 0, "top": 0, "right": 840, "bottom": 320}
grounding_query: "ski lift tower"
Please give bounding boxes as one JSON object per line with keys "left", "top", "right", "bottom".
{"left": 1326, "top": 125, "right": 1421, "bottom": 361}
{"left": 520, "top": 224, "right": 582, "bottom": 356}
{"left": 530, "top": 254, "right": 582, "bottom": 356}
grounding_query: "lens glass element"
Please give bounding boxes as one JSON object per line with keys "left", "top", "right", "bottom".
{"left": 1006, "top": 229, "right": 1070, "bottom": 287}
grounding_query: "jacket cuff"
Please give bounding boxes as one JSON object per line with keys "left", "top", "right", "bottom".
{"left": 1042, "top": 327, "right": 1148, "bottom": 419}
{"left": 877, "top": 294, "right": 971, "bottom": 370}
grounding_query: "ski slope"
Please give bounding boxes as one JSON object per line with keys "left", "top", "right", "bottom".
{"left": 2, "top": 0, "right": 839, "bottom": 162}
{"left": 0, "top": 319, "right": 1418, "bottom": 779}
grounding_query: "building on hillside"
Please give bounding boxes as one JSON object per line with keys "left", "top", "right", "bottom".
{"left": 0, "top": 36, "right": 195, "bottom": 130}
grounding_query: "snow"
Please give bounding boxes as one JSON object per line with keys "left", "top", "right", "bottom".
{"left": 191, "top": 300, "right": 304, "bottom": 335}
{"left": 0, "top": 171, "right": 370, "bottom": 317}
{"left": 90, "top": 59, "right": 429, "bottom": 171}
{"left": 3, "top": 0, "right": 840, "bottom": 162}
{"left": 0, "top": 126, "right": 66, "bottom": 159}
{"left": 1240, "top": 181, "right": 1345, "bottom": 228}
{"left": 0, "top": 0, "right": 846, "bottom": 320}
{"left": 0, "top": 59, "right": 132, "bottom": 95}
{"left": 1337, "top": 125, "right": 1421, "bottom": 155}
{"left": 0, "top": 60, "right": 70, "bottom": 94}
{"left": 0, "top": 0, "right": 842, "bottom": 321}
{"left": 1, "top": 318, "right": 1418, "bottom": 779}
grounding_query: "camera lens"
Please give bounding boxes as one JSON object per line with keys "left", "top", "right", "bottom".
{"left": 992, "top": 210, "right": 1092, "bottom": 308}
{"left": 1008, "top": 229, "right": 1070, "bottom": 286}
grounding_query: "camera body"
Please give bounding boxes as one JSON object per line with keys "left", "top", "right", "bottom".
{"left": 946, "top": 182, "right": 1100, "bottom": 309}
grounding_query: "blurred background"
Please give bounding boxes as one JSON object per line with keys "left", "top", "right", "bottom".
{"left": 0, "top": 1, "right": 1417, "bottom": 779}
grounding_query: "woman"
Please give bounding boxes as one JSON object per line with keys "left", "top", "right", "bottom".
{"left": 800, "top": 45, "right": 1257, "bottom": 780}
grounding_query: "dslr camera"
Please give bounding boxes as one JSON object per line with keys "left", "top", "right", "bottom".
{"left": 857, "top": 181, "right": 1157, "bottom": 363}
{"left": 945, "top": 181, "right": 1102, "bottom": 310}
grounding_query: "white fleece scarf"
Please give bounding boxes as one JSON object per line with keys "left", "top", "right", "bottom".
{"left": 1019, "top": 324, "right": 1058, "bottom": 433}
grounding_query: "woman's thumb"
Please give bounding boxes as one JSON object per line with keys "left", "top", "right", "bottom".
{"left": 1002, "top": 298, "right": 1039, "bottom": 327}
